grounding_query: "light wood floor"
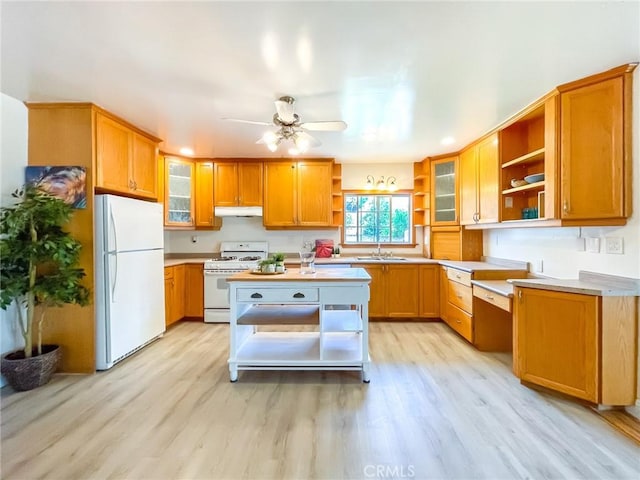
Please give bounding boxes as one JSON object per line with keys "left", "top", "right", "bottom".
{"left": 2, "top": 322, "right": 639, "bottom": 480}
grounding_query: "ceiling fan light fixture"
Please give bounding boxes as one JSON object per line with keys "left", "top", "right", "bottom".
{"left": 294, "top": 135, "right": 310, "bottom": 153}
{"left": 262, "top": 131, "right": 278, "bottom": 144}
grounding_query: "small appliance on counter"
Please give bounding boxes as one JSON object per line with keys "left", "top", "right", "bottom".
{"left": 203, "top": 241, "right": 269, "bottom": 323}
{"left": 315, "top": 239, "right": 334, "bottom": 258}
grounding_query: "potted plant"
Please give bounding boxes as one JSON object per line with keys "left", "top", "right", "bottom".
{"left": 258, "top": 259, "right": 276, "bottom": 273}
{"left": 270, "top": 252, "right": 286, "bottom": 272}
{"left": 0, "top": 186, "right": 90, "bottom": 391}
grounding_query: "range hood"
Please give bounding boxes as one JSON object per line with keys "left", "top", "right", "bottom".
{"left": 214, "top": 206, "right": 263, "bottom": 217}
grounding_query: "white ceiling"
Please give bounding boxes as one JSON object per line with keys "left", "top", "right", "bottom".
{"left": 2, "top": 1, "right": 638, "bottom": 164}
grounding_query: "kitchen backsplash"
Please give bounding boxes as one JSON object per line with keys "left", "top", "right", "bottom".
{"left": 164, "top": 216, "right": 425, "bottom": 255}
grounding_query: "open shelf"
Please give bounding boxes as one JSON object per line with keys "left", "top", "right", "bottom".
{"left": 322, "top": 310, "right": 362, "bottom": 332}
{"left": 236, "top": 332, "right": 320, "bottom": 363}
{"left": 501, "top": 181, "right": 545, "bottom": 195}
{"left": 237, "top": 305, "right": 319, "bottom": 325}
{"left": 501, "top": 148, "right": 545, "bottom": 169}
{"left": 321, "top": 333, "right": 363, "bottom": 362}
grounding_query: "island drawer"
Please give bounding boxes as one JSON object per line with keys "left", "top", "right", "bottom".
{"left": 236, "top": 287, "right": 319, "bottom": 303}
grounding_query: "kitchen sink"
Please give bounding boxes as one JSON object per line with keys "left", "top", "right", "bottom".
{"left": 356, "top": 256, "right": 407, "bottom": 261}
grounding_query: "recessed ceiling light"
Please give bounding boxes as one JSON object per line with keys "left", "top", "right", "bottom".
{"left": 441, "top": 136, "right": 455, "bottom": 146}
{"left": 179, "top": 147, "right": 194, "bottom": 156}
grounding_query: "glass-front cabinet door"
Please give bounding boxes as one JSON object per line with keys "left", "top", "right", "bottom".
{"left": 165, "top": 157, "right": 195, "bottom": 227}
{"left": 430, "top": 156, "right": 459, "bottom": 226}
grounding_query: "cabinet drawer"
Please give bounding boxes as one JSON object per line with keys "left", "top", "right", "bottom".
{"left": 446, "top": 268, "right": 472, "bottom": 287}
{"left": 237, "top": 288, "right": 319, "bottom": 303}
{"left": 447, "top": 280, "right": 472, "bottom": 313}
{"left": 444, "top": 302, "right": 473, "bottom": 342}
{"left": 473, "top": 285, "right": 511, "bottom": 312}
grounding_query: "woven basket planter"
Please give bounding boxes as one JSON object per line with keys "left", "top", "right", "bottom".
{"left": 1, "top": 345, "right": 61, "bottom": 391}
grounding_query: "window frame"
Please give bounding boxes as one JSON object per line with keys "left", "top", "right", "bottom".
{"left": 341, "top": 190, "right": 415, "bottom": 247}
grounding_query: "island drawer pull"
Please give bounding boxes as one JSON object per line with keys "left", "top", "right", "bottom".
{"left": 293, "top": 292, "right": 305, "bottom": 298}
{"left": 250, "top": 292, "right": 263, "bottom": 299}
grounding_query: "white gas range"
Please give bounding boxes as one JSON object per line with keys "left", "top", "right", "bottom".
{"left": 203, "top": 241, "right": 268, "bottom": 323}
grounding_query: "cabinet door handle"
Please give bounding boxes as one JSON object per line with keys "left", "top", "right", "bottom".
{"left": 293, "top": 292, "right": 305, "bottom": 298}
{"left": 455, "top": 274, "right": 461, "bottom": 279}
{"left": 518, "top": 290, "right": 522, "bottom": 301}
{"left": 250, "top": 293, "right": 263, "bottom": 299}
{"left": 563, "top": 201, "right": 569, "bottom": 213}
{"left": 485, "top": 294, "right": 494, "bottom": 300}
{"left": 456, "top": 294, "right": 462, "bottom": 299}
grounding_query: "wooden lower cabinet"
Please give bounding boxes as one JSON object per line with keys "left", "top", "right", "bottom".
{"left": 440, "top": 265, "right": 527, "bottom": 350}
{"left": 164, "top": 265, "right": 185, "bottom": 327}
{"left": 514, "top": 287, "right": 637, "bottom": 406}
{"left": 419, "top": 265, "right": 440, "bottom": 317}
{"left": 184, "top": 263, "right": 204, "bottom": 318}
{"left": 361, "top": 263, "right": 438, "bottom": 319}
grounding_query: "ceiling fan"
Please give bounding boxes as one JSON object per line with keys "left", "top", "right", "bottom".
{"left": 223, "top": 96, "right": 347, "bottom": 154}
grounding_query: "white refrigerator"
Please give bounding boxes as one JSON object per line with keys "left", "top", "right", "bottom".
{"left": 94, "top": 194, "right": 165, "bottom": 370}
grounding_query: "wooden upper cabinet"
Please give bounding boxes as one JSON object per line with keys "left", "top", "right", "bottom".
{"left": 430, "top": 156, "right": 459, "bottom": 226}
{"left": 238, "top": 162, "right": 264, "bottom": 206}
{"left": 559, "top": 75, "right": 626, "bottom": 220}
{"left": 477, "top": 134, "right": 499, "bottom": 223}
{"left": 131, "top": 133, "right": 158, "bottom": 199}
{"left": 297, "top": 161, "right": 332, "bottom": 226}
{"left": 461, "top": 134, "right": 499, "bottom": 225}
{"left": 95, "top": 111, "right": 159, "bottom": 200}
{"left": 263, "top": 161, "right": 297, "bottom": 226}
{"left": 96, "top": 113, "right": 130, "bottom": 193}
{"left": 195, "top": 161, "right": 215, "bottom": 227}
{"left": 214, "top": 162, "right": 238, "bottom": 206}
{"left": 459, "top": 147, "right": 477, "bottom": 225}
{"left": 263, "top": 160, "right": 332, "bottom": 228}
{"left": 214, "top": 161, "right": 263, "bottom": 206}
{"left": 164, "top": 157, "right": 195, "bottom": 227}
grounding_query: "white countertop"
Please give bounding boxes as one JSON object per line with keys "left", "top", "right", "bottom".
{"left": 509, "top": 271, "right": 640, "bottom": 297}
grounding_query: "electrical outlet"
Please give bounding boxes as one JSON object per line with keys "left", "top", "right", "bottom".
{"left": 586, "top": 237, "right": 600, "bottom": 253}
{"left": 534, "top": 259, "right": 544, "bottom": 273}
{"left": 505, "top": 197, "right": 513, "bottom": 208}
{"left": 605, "top": 237, "right": 623, "bottom": 254}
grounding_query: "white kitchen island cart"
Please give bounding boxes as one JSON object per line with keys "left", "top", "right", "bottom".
{"left": 226, "top": 267, "right": 371, "bottom": 382}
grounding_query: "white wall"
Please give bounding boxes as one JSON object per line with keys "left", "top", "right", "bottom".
{"left": 0, "top": 93, "right": 29, "bottom": 386}
{"left": 484, "top": 68, "right": 640, "bottom": 279}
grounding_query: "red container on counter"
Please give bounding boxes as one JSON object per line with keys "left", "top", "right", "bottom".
{"left": 314, "top": 239, "right": 334, "bottom": 258}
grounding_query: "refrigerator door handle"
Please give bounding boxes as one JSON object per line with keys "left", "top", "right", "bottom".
{"left": 109, "top": 205, "right": 119, "bottom": 254}
{"left": 110, "top": 252, "right": 118, "bottom": 302}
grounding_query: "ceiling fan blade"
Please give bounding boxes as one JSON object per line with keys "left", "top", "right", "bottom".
{"left": 299, "top": 120, "right": 347, "bottom": 131}
{"left": 275, "top": 97, "right": 296, "bottom": 124}
{"left": 222, "top": 118, "right": 272, "bottom": 126}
